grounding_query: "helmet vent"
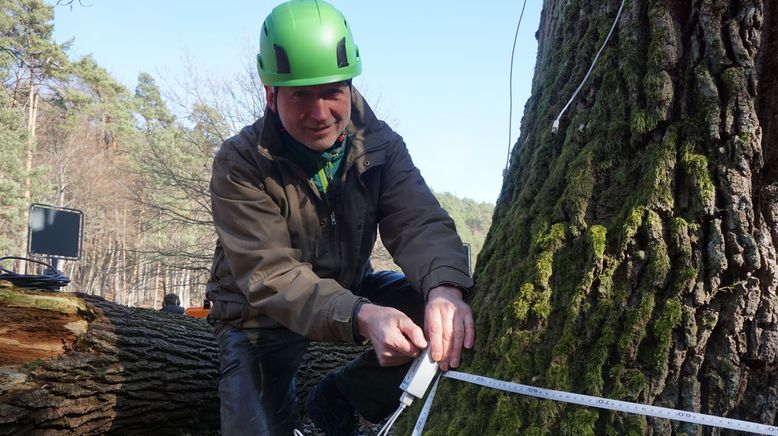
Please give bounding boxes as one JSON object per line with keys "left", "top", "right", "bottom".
{"left": 273, "top": 44, "right": 291, "bottom": 74}
{"left": 263, "top": 23, "right": 268, "bottom": 36}
{"left": 336, "top": 37, "right": 349, "bottom": 68}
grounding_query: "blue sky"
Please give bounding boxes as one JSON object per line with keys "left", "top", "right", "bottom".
{"left": 50, "top": 1, "right": 542, "bottom": 203}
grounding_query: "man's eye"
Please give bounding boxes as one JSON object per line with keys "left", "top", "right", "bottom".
{"left": 325, "top": 88, "right": 345, "bottom": 98}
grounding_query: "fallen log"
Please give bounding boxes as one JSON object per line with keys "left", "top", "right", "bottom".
{"left": 0, "top": 282, "right": 367, "bottom": 435}
{"left": 0, "top": 282, "right": 219, "bottom": 435}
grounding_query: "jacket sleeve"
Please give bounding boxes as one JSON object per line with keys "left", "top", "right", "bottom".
{"left": 210, "top": 152, "right": 365, "bottom": 343}
{"left": 376, "top": 138, "right": 474, "bottom": 298}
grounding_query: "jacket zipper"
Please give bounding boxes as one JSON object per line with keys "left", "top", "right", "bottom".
{"left": 330, "top": 210, "right": 337, "bottom": 226}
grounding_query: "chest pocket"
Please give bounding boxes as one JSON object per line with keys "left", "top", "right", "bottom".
{"left": 271, "top": 175, "right": 321, "bottom": 265}
{"left": 354, "top": 152, "right": 385, "bottom": 222}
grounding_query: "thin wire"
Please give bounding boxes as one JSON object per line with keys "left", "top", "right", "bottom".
{"left": 505, "top": 0, "right": 528, "bottom": 175}
{"left": 377, "top": 403, "right": 406, "bottom": 436}
{"left": 551, "top": 0, "right": 627, "bottom": 134}
{"left": 0, "top": 256, "right": 70, "bottom": 290}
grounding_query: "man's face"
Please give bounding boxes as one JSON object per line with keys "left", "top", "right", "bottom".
{"left": 266, "top": 82, "right": 352, "bottom": 152}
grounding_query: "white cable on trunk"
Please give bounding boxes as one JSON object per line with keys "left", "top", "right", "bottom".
{"left": 552, "top": 0, "right": 627, "bottom": 134}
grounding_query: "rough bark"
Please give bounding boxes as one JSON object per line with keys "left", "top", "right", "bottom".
{"left": 0, "top": 282, "right": 219, "bottom": 435}
{"left": 415, "top": 1, "right": 778, "bottom": 435}
{"left": 0, "top": 283, "right": 366, "bottom": 435}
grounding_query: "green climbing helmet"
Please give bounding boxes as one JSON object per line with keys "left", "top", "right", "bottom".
{"left": 257, "top": 0, "right": 362, "bottom": 87}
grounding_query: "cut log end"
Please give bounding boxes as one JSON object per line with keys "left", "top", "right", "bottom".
{"left": 0, "top": 285, "right": 89, "bottom": 366}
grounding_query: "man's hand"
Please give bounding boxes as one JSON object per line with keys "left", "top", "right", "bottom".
{"left": 357, "top": 304, "right": 428, "bottom": 366}
{"left": 425, "top": 286, "right": 475, "bottom": 371}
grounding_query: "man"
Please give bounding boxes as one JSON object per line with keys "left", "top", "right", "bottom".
{"left": 160, "top": 293, "right": 184, "bottom": 314}
{"left": 206, "top": 1, "right": 474, "bottom": 434}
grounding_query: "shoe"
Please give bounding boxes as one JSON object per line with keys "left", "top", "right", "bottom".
{"left": 305, "top": 374, "right": 358, "bottom": 436}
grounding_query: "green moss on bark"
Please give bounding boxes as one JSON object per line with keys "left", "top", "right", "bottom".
{"left": 410, "top": 1, "right": 772, "bottom": 434}
{"left": 558, "top": 149, "right": 595, "bottom": 233}
{"left": 642, "top": 129, "right": 677, "bottom": 213}
{"left": 680, "top": 149, "right": 716, "bottom": 216}
{"left": 0, "top": 289, "right": 88, "bottom": 314}
{"left": 617, "top": 293, "right": 656, "bottom": 360}
{"left": 649, "top": 298, "right": 683, "bottom": 371}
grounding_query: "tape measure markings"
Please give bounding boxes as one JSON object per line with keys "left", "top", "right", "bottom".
{"left": 425, "top": 371, "right": 778, "bottom": 435}
{"left": 412, "top": 374, "right": 440, "bottom": 436}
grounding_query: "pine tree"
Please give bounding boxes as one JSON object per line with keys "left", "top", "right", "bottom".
{"left": 134, "top": 71, "right": 175, "bottom": 131}
{"left": 0, "top": 0, "right": 67, "bottom": 265}
{"left": 0, "top": 89, "right": 28, "bottom": 256}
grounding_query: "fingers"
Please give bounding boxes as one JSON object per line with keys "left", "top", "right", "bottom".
{"left": 464, "top": 307, "right": 475, "bottom": 349}
{"left": 360, "top": 288, "right": 476, "bottom": 369}
{"left": 449, "top": 311, "right": 465, "bottom": 368}
{"left": 366, "top": 306, "right": 426, "bottom": 367}
{"left": 448, "top": 304, "right": 475, "bottom": 368}
{"left": 398, "top": 317, "right": 428, "bottom": 352}
{"left": 425, "top": 306, "right": 444, "bottom": 364}
{"left": 425, "top": 303, "right": 454, "bottom": 370}
{"left": 375, "top": 349, "right": 415, "bottom": 366}
{"left": 425, "top": 286, "right": 476, "bottom": 371}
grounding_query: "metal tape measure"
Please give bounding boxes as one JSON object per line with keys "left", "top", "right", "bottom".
{"left": 413, "top": 370, "right": 777, "bottom": 435}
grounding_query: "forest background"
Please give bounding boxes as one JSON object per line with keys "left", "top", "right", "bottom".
{"left": 0, "top": 0, "right": 494, "bottom": 310}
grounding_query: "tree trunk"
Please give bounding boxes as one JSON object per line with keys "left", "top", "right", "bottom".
{"left": 121, "top": 207, "right": 128, "bottom": 305}
{"left": 102, "top": 246, "right": 115, "bottom": 302}
{"left": 0, "top": 283, "right": 366, "bottom": 435}
{"left": 113, "top": 239, "right": 122, "bottom": 305}
{"left": 19, "top": 79, "right": 39, "bottom": 275}
{"left": 154, "top": 262, "right": 162, "bottom": 309}
{"left": 0, "top": 282, "right": 219, "bottom": 435}
{"left": 82, "top": 247, "right": 100, "bottom": 296}
{"left": 418, "top": 1, "right": 778, "bottom": 435}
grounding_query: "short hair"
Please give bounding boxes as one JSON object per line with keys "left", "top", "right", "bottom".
{"left": 163, "top": 293, "right": 180, "bottom": 306}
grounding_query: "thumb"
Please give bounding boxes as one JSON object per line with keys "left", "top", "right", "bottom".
{"left": 399, "top": 319, "right": 428, "bottom": 352}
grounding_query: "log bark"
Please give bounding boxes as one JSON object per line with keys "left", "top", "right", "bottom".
{"left": 415, "top": 1, "right": 778, "bottom": 435}
{"left": 0, "top": 282, "right": 366, "bottom": 435}
{"left": 0, "top": 282, "right": 219, "bottom": 435}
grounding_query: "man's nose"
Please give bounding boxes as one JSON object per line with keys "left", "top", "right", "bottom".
{"left": 308, "top": 99, "right": 329, "bottom": 121}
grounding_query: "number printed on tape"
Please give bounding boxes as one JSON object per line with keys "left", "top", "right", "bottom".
{"left": 440, "top": 371, "right": 778, "bottom": 436}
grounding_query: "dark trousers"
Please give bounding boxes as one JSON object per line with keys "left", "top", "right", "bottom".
{"left": 215, "top": 271, "right": 425, "bottom": 436}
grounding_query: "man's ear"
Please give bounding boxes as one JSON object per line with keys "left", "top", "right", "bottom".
{"left": 265, "top": 85, "right": 276, "bottom": 112}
